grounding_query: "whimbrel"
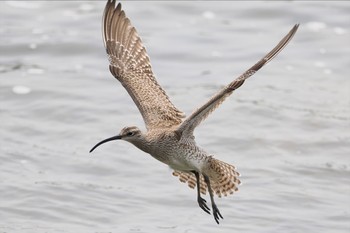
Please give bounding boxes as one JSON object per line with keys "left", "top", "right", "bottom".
{"left": 90, "top": 0, "right": 299, "bottom": 224}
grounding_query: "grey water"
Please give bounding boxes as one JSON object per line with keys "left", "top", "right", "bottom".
{"left": 1, "top": 1, "right": 349, "bottom": 233}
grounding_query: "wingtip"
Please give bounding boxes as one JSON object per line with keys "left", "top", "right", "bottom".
{"left": 292, "top": 23, "right": 300, "bottom": 33}
{"left": 116, "top": 2, "right": 122, "bottom": 11}
{"left": 289, "top": 23, "right": 300, "bottom": 41}
{"left": 106, "top": 0, "right": 121, "bottom": 10}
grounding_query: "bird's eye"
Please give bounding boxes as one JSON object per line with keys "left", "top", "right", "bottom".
{"left": 127, "top": 132, "right": 134, "bottom": 136}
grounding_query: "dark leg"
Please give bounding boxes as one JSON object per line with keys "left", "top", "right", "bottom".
{"left": 192, "top": 171, "right": 211, "bottom": 215}
{"left": 203, "top": 174, "right": 223, "bottom": 224}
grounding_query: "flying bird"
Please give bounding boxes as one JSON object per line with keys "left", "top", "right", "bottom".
{"left": 90, "top": 0, "right": 299, "bottom": 224}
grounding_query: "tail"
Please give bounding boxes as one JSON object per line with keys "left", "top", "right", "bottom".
{"left": 173, "top": 156, "right": 241, "bottom": 197}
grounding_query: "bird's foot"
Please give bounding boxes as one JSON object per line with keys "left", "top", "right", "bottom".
{"left": 197, "top": 197, "right": 211, "bottom": 215}
{"left": 212, "top": 204, "right": 223, "bottom": 224}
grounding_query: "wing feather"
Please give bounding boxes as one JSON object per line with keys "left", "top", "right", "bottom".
{"left": 176, "top": 24, "right": 299, "bottom": 138}
{"left": 103, "top": 1, "right": 185, "bottom": 130}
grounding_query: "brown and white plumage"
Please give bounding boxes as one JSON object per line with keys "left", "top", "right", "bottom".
{"left": 103, "top": 1, "right": 185, "bottom": 130}
{"left": 91, "top": 0, "right": 299, "bottom": 224}
{"left": 173, "top": 157, "right": 241, "bottom": 197}
{"left": 175, "top": 24, "right": 299, "bottom": 138}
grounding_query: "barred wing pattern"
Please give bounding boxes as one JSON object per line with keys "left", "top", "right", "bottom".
{"left": 103, "top": 0, "right": 185, "bottom": 130}
{"left": 176, "top": 24, "right": 299, "bottom": 139}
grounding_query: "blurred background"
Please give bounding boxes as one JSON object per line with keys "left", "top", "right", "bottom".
{"left": 0, "top": 1, "right": 349, "bottom": 233}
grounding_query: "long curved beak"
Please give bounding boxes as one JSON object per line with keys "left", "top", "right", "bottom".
{"left": 89, "top": 135, "right": 122, "bottom": 153}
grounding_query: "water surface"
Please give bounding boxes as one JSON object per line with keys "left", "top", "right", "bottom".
{"left": 1, "top": 1, "right": 349, "bottom": 233}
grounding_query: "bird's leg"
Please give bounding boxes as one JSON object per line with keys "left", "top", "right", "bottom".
{"left": 203, "top": 174, "right": 223, "bottom": 224}
{"left": 192, "top": 171, "right": 211, "bottom": 215}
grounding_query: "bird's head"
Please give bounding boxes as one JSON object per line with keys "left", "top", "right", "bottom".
{"left": 89, "top": 126, "right": 142, "bottom": 153}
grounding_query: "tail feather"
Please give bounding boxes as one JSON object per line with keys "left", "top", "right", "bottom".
{"left": 173, "top": 170, "right": 208, "bottom": 195}
{"left": 172, "top": 156, "right": 241, "bottom": 197}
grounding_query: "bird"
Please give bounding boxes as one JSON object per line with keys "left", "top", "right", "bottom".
{"left": 90, "top": 0, "right": 299, "bottom": 224}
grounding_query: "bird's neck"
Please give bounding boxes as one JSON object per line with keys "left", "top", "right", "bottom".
{"left": 130, "top": 135, "right": 153, "bottom": 154}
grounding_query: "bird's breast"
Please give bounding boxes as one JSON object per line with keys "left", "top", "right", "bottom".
{"left": 147, "top": 135, "right": 207, "bottom": 172}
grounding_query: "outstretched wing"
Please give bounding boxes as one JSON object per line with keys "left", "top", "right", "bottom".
{"left": 175, "top": 24, "right": 299, "bottom": 139}
{"left": 103, "top": 1, "right": 185, "bottom": 130}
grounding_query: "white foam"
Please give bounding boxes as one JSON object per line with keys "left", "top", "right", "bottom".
{"left": 334, "top": 27, "right": 346, "bottom": 35}
{"left": 319, "top": 48, "right": 327, "bottom": 54}
{"left": 306, "top": 21, "right": 326, "bottom": 32}
{"left": 211, "top": 51, "right": 222, "bottom": 57}
{"left": 5, "top": 1, "right": 42, "bottom": 9}
{"left": 27, "top": 68, "right": 44, "bottom": 75}
{"left": 29, "top": 43, "right": 37, "bottom": 49}
{"left": 79, "top": 3, "right": 94, "bottom": 12}
{"left": 314, "top": 61, "right": 325, "bottom": 68}
{"left": 202, "top": 11, "right": 215, "bottom": 20}
{"left": 12, "top": 85, "right": 31, "bottom": 95}
{"left": 323, "top": 69, "right": 332, "bottom": 74}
